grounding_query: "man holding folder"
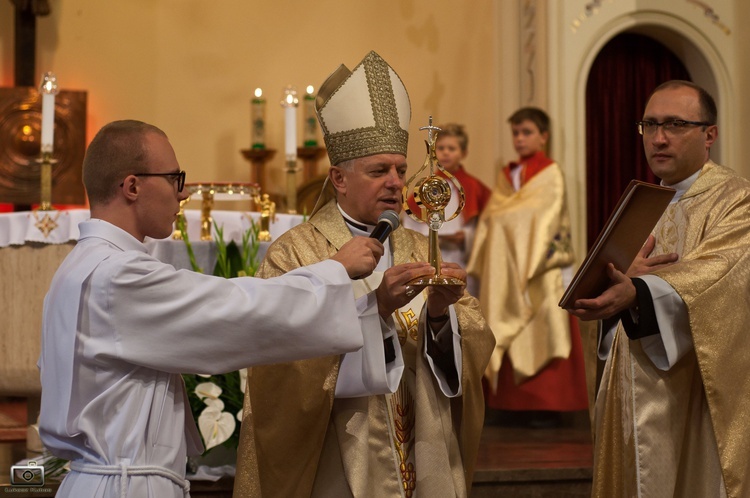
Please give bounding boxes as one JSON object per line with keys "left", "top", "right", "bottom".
{"left": 568, "top": 80, "right": 750, "bottom": 497}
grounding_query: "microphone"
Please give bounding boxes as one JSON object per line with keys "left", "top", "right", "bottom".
{"left": 370, "top": 210, "right": 400, "bottom": 243}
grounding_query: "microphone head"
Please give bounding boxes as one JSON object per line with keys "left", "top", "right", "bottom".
{"left": 378, "top": 210, "right": 400, "bottom": 230}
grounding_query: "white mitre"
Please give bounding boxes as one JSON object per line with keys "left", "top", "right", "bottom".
{"left": 315, "top": 51, "right": 411, "bottom": 165}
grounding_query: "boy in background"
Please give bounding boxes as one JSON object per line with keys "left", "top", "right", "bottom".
{"left": 468, "top": 108, "right": 588, "bottom": 425}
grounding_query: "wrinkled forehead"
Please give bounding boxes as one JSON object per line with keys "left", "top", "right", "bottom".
{"left": 352, "top": 153, "right": 407, "bottom": 169}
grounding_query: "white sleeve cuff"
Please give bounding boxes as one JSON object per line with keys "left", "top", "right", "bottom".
{"left": 597, "top": 320, "right": 617, "bottom": 361}
{"left": 423, "top": 305, "right": 463, "bottom": 397}
{"left": 639, "top": 274, "right": 692, "bottom": 370}
{"left": 335, "top": 291, "right": 404, "bottom": 398}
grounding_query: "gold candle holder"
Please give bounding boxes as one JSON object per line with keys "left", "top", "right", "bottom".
{"left": 199, "top": 189, "right": 215, "bottom": 241}
{"left": 172, "top": 197, "right": 190, "bottom": 239}
{"left": 257, "top": 193, "right": 276, "bottom": 242}
{"left": 184, "top": 183, "right": 260, "bottom": 240}
{"left": 36, "top": 151, "right": 57, "bottom": 211}
{"left": 285, "top": 159, "right": 299, "bottom": 214}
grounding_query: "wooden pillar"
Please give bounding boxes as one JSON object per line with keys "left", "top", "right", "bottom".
{"left": 240, "top": 148, "right": 276, "bottom": 193}
{"left": 296, "top": 146, "right": 326, "bottom": 183}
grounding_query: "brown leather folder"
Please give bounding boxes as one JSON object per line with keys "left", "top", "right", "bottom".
{"left": 559, "top": 180, "right": 676, "bottom": 309}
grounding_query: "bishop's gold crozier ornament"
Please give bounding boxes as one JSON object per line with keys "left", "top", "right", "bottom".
{"left": 402, "top": 117, "right": 466, "bottom": 287}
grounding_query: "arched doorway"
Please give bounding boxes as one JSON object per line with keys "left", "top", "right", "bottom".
{"left": 545, "top": 4, "right": 734, "bottom": 259}
{"left": 584, "top": 33, "right": 691, "bottom": 247}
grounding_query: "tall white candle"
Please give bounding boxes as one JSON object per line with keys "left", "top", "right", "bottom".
{"left": 39, "top": 72, "right": 59, "bottom": 153}
{"left": 282, "top": 86, "right": 299, "bottom": 161}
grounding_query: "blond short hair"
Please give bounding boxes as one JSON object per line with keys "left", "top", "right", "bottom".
{"left": 435, "top": 123, "right": 468, "bottom": 153}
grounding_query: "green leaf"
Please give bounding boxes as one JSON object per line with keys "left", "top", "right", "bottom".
{"left": 176, "top": 213, "right": 203, "bottom": 273}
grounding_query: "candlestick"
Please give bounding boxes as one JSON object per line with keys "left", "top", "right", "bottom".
{"left": 36, "top": 152, "right": 58, "bottom": 211}
{"left": 39, "top": 72, "right": 59, "bottom": 153}
{"left": 285, "top": 160, "right": 298, "bottom": 214}
{"left": 40, "top": 154, "right": 52, "bottom": 210}
{"left": 37, "top": 72, "right": 60, "bottom": 211}
{"left": 303, "top": 85, "right": 317, "bottom": 147}
{"left": 281, "top": 86, "right": 299, "bottom": 161}
{"left": 251, "top": 88, "right": 266, "bottom": 149}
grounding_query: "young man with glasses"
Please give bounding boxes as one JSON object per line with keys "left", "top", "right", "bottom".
{"left": 567, "top": 81, "right": 750, "bottom": 496}
{"left": 123, "top": 170, "right": 186, "bottom": 192}
{"left": 38, "top": 119, "right": 386, "bottom": 498}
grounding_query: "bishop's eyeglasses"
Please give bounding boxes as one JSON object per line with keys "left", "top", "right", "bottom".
{"left": 636, "top": 119, "right": 710, "bottom": 136}
{"left": 121, "top": 171, "right": 186, "bottom": 192}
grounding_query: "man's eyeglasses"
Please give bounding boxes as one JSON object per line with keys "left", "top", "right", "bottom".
{"left": 121, "top": 171, "right": 186, "bottom": 192}
{"left": 636, "top": 119, "right": 710, "bottom": 136}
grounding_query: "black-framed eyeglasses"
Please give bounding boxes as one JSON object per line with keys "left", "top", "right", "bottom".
{"left": 121, "top": 170, "right": 186, "bottom": 192}
{"left": 636, "top": 119, "right": 710, "bottom": 136}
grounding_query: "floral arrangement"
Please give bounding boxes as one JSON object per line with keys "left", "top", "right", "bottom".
{"left": 183, "top": 371, "right": 246, "bottom": 452}
{"left": 177, "top": 215, "right": 261, "bottom": 453}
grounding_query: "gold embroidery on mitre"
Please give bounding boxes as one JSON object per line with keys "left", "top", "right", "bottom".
{"left": 390, "top": 381, "right": 416, "bottom": 497}
{"left": 395, "top": 308, "right": 419, "bottom": 345}
{"left": 315, "top": 51, "right": 411, "bottom": 165}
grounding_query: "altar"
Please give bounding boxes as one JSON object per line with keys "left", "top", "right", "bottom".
{"left": 0, "top": 209, "right": 304, "bottom": 396}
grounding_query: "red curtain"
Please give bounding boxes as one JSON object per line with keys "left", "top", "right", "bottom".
{"left": 585, "top": 33, "right": 690, "bottom": 248}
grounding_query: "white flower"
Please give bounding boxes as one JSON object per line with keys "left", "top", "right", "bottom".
{"left": 198, "top": 405, "right": 236, "bottom": 450}
{"left": 197, "top": 374, "right": 212, "bottom": 378}
{"left": 205, "top": 397, "right": 224, "bottom": 411}
{"left": 236, "top": 408, "right": 243, "bottom": 422}
{"left": 195, "top": 382, "right": 222, "bottom": 403}
{"left": 239, "top": 369, "right": 248, "bottom": 395}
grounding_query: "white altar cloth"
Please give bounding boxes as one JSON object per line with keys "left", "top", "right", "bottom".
{"left": 0, "top": 208, "right": 305, "bottom": 395}
{"left": 0, "top": 209, "right": 304, "bottom": 249}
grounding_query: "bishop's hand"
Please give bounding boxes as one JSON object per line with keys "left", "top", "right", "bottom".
{"left": 332, "top": 237, "right": 384, "bottom": 279}
{"left": 375, "top": 262, "right": 434, "bottom": 319}
{"left": 426, "top": 262, "right": 466, "bottom": 319}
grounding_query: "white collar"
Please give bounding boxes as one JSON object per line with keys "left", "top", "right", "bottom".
{"left": 663, "top": 168, "right": 702, "bottom": 204}
{"left": 78, "top": 219, "right": 148, "bottom": 253}
{"left": 336, "top": 204, "right": 374, "bottom": 235}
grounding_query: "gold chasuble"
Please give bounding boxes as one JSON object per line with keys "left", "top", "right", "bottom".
{"left": 234, "top": 200, "right": 494, "bottom": 497}
{"left": 468, "top": 162, "right": 574, "bottom": 388}
{"left": 593, "top": 162, "right": 750, "bottom": 498}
